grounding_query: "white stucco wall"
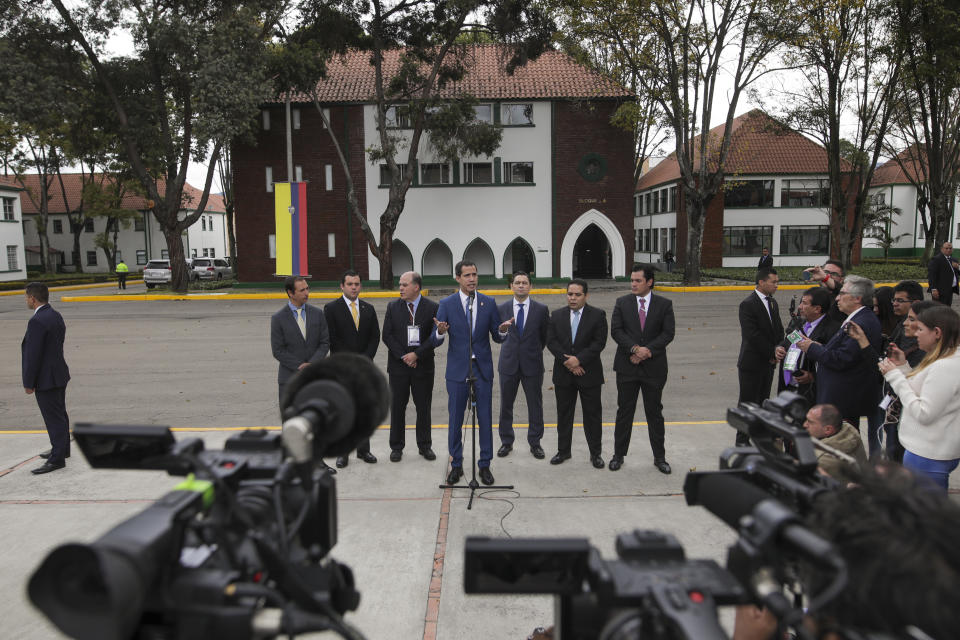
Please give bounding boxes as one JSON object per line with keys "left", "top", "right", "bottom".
{"left": 363, "top": 102, "right": 554, "bottom": 279}
{"left": 0, "top": 188, "right": 27, "bottom": 281}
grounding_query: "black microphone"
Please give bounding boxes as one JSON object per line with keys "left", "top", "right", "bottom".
{"left": 280, "top": 353, "right": 389, "bottom": 460}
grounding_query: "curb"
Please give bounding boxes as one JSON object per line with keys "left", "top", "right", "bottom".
{"left": 0, "top": 279, "right": 145, "bottom": 296}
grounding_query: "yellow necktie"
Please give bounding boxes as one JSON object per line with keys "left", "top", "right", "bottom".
{"left": 351, "top": 301, "right": 359, "bottom": 329}
{"left": 297, "top": 308, "right": 306, "bottom": 339}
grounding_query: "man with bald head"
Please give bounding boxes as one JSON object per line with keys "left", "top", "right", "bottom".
{"left": 382, "top": 271, "right": 439, "bottom": 462}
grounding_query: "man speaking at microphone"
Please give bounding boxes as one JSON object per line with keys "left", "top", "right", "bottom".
{"left": 431, "top": 261, "right": 511, "bottom": 486}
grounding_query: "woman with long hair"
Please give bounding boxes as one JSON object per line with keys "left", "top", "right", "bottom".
{"left": 879, "top": 305, "right": 960, "bottom": 491}
{"left": 873, "top": 286, "right": 898, "bottom": 336}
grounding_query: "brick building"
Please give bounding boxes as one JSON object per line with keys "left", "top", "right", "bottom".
{"left": 635, "top": 110, "right": 843, "bottom": 268}
{"left": 232, "top": 45, "right": 635, "bottom": 282}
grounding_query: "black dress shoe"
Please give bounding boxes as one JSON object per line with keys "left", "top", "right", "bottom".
{"left": 446, "top": 466, "right": 463, "bottom": 484}
{"left": 497, "top": 444, "right": 513, "bottom": 458}
{"left": 318, "top": 460, "right": 337, "bottom": 474}
{"left": 419, "top": 447, "right": 437, "bottom": 461}
{"left": 608, "top": 456, "right": 624, "bottom": 471}
{"left": 591, "top": 455, "right": 605, "bottom": 469}
{"left": 530, "top": 445, "right": 545, "bottom": 459}
{"left": 550, "top": 452, "right": 571, "bottom": 465}
{"left": 390, "top": 450, "right": 402, "bottom": 462}
{"left": 336, "top": 456, "right": 348, "bottom": 468}
{"left": 39, "top": 450, "right": 70, "bottom": 460}
{"left": 358, "top": 451, "right": 377, "bottom": 464}
{"left": 654, "top": 459, "right": 672, "bottom": 475}
{"left": 479, "top": 467, "right": 495, "bottom": 485}
{"left": 32, "top": 461, "right": 65, "bottom": 474}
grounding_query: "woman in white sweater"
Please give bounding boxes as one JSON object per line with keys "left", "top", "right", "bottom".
{"left": 879, "top": 305, "right": 960, "bottom": 492}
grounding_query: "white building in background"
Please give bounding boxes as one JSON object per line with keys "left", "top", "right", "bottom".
{"left": 16, "top": 174, "right": 230, "bottom": 272}
{"left": 864, "top": 155, "right": 960, "bottom": 259}
{"left": 0, "top": 177, "right": 27, "bottom": 281}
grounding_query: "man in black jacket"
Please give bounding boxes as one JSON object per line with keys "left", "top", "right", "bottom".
{"left": 325, "top": 270, "right": 380, "bottom": 468}
{"left": 546, "top": 280, "right": 608, "bottom": 468}
{"left": 776, "top": 286, "right": 839, "bottom": 405}
{"left": 381, "top": 271, "right": 439, "bottom": 462}
{"left": 736, "top": 267, "right": 784, "bottom": 445}
{"left": 927, "top": 241, "right": 958, "bottom": 306}
{"left": 610, "top": 264, "right": 676, "bottom": 473}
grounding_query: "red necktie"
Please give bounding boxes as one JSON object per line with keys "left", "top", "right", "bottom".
{"left": 638, "top": 297, "right": 646, "bottom": 331}
{"left": 408, "top": 302, "right": 415, "bottom": 324}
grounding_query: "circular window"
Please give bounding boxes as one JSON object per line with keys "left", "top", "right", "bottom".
{"left": 577, "top": 153, "right": 607, "bottom": 182}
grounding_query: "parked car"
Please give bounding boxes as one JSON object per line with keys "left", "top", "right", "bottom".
{"left": 142, "top": 259, "right": 172, "bottom": 288}
{"left": 189, "top": 257, "right": 234, "bottom": 281}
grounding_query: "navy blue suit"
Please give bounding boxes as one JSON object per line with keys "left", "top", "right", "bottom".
{"left": 22, "top": 304, "right": 71, "bottom": 464}
{"left": 431, "top": 291, "right": 506, "bottom": 468}
{"left": 805, "top": 307, "right": 883, "bottom": 423}
{"left": 497, "top": 298, "right": 549, "bottom": 448}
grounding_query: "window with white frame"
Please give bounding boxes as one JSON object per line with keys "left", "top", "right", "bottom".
{"left": 7, "top": 245, "right": 17, "bottom": 270}
{"left": 2, "top": 197, "right": 14, "bottom": 220}
{"left": 136, "top": 249, "right": 146, "bottom": 265}
{"left": 86, "top": 250, "right": 98, "bottom": 266}
{"left": 53, "top": 219, "right": 63, "bottom": 234}
{"left": 501, "top": 103, "right": 533, "bottom": 125}
{"left": 722, "top": 226, "right": 773, "bottom": 256}
{"left": 84, "top": 218, "right": 94, "bottom": 232}
{"left": 161, "top": 249, "right": 169, "bottom": 258}
{"left": 780, "top": 226, "right": 830, "bottom": 255}
{"left": 504, "top": 162, "right": 534, "bottom": 184}
{"left": 420, "top": 163, "right": 451, "bottom": 185}
{"left": 201, "top": 217, "right": 207, "bottom": 231}
{"left": 781, "top": 179, "right": 830, "bottom": 207}
{"left": 135, "top": 216, "right": 145, "bottom": 231}
{"left": 463, "top": 162, "right": 493, "bottom": 184}
{"left": 724, "top": 180, "right": 774, "bottom": 208}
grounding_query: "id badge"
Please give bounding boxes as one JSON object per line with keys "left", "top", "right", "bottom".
{"left": 783, "top": 348, "right": 801, "bottom": 372}
{"left": 879, "top": 394, "right": 894, "bottom": 410}
{"left": 407, "top": 325, "right": 421, "bottom": 347}
{"left": 787, "top": 329, "right": 805, "bottom": 344}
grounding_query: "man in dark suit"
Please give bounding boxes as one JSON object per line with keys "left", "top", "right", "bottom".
{"left": 431, "top": 261, "right": 510, "bottom": 485}
{"left": 325, "top": 270, "right": 381, "bottom": 468}
{"left": 927, "top": 241, "right": 958, "bottom": 306}
{"left": 382, "top": 271, "right": 438, "bottom": 462}
{"left": 22, "top": 283, "right": 71, "bottom": 474}
{"left": 799, "top": 275, "right": 883, "bottom": 428}
{"left": 496, "top": 271, "right": 549, "bottom": 460}
{"left": 610, "top": 264, "right": 676, "bottom": 473}
{"left": 758, "top": 247, "right": 773, "bottom": 269}
{"left": 736, "top": 267, "right": 784, "bottom": 445}
{"left": 546, "top": 279, "right": 608, "bottom": 468}
{"left": 270, "top": 275, "right": 333, "bottom": 472}
{"left": 775, "top": 286, "right": 839, "bottom": 406}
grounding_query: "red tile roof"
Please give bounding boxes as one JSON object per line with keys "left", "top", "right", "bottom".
{"left": 14, "top": 174, "right": 225, "bottom": 215}
{"left": 872, "top": 149, "right": 926, "bottom": 186}
{"left": 0, "top": 175, "right": 23, "bottom": 190}
{"left": 284, "top": 45, "right": 631, "bottom": 103}
{"left": 636, "top": 110, "right": 836, "bottom": 191}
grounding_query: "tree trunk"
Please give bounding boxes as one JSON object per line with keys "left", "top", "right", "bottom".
{"left": 162, "top": 223, "right": 189, "bottom": 293}
{"left": 38, "top": 231, "right": 50, "bottom": 273}
{"left": 378, "top": 226, "right": 394, "bottom": 289}
{"left": 225, "top": 203, "right": 238, "bottom": 278}
{"left": 683, "top": 198, "right": 706, "bottom": 286}
{"left": 71, "top": 228, "right": 84, "bottom": 273}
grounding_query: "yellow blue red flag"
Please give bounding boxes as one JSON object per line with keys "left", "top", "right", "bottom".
{"left": 274, "top": 182, "right": 308, "bottom": 276}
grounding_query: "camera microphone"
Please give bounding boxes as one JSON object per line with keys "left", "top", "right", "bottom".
{"left": 280, "top": 353, "right": 389, "bottom": 461}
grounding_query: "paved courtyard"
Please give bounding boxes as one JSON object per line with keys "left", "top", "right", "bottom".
{"left": 1, "top": 282, "right": 953, "bottom": 639}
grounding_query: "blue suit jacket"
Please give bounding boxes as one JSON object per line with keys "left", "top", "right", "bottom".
{"left": 22, "top": 304, "right": 70, "bottom": 391}
{"left": 431, "top": 291, "right": 505, "bottom": 382}
{"left": 805, "top": 307, "right": 883, "bottom": 417}
{"left": 497, "top": 298, "right": 548, "bottom": 377}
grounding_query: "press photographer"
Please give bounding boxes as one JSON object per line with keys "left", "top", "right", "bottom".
{"left": 28, "top": 353, "right": 389, "bottom": 640}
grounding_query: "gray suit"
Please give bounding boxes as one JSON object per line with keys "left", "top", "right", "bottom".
{"left": 271, "top": 303, "right": 330, "bottom": 404}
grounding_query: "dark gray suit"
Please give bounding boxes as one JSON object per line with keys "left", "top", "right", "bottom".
{"left": 22, "top": 304, "right": 71, "bottom": 465}
{"left": 497, "top": 298, "right": 549, "bottom": 448}
{"left": 610, "top": 292, "right": 675, "bottom": 460}
{"left": 270, "top": 303, "right": 330, "bottom": 404}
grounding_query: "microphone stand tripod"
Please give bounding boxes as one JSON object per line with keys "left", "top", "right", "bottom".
{"left": 439, "top": 293, "right": 513, "bottom": 510}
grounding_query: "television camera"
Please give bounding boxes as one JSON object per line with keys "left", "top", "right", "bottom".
{"left": 28, "top": 353, "right": 388, "bottom": 640}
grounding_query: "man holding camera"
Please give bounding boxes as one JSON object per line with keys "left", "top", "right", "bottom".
{"left": 802, "top": 260, "right": 846, "bottom": 323}
{"left": 798, "top": 275, "right": 882, "bottom": 429}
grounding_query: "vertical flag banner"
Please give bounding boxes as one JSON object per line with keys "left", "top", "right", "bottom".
{"left": 274, "top": 182, "right": 309, "bottom": 276}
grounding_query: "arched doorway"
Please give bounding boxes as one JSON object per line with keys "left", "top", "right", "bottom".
{"left": 559, "top": 209, "right": 626, "bottom": 279}
{"left": 502, "top": 237, "right": 536, "bottom": 276}
{"left": 391, "top": 240, "right": 414, "bottom": 276}
{"left": 463, "top": 238, "right": 495, "bottom": 275}
{"left": 573, "top": 224, "right": 611, "bottom": 278}
{"left": 422, "top": 239, "right": 453, "bottom": 276}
